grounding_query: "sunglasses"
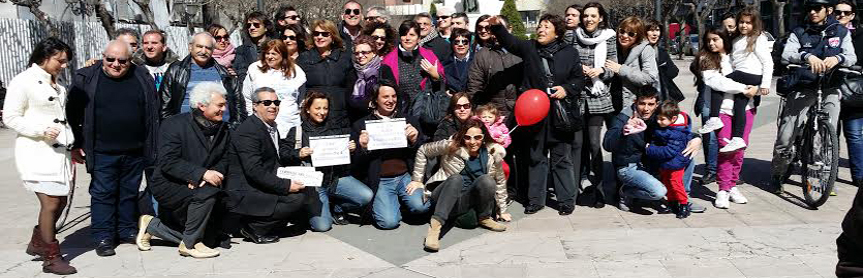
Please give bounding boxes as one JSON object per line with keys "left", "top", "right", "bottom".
{"left": 213, "top": 35, "right": 229, "bottom": 41}
{"left": 619, "top": 31, "right": 637, "bottom": 38}
{"left": 345, "top": 9, "right": 361, "bottom": 15}
{"left": 104, "top": 57, "right": 129, "bottom": 64}
{"left": 247, "top": 22, "right": 262, "bottom": 29}
{"left": 286, "top": 15, "right": 299, "bottom": 20}
{"left": 806, "top": 5, "right": 826, "bottom": 12}
{"left": 438, "top": 16, "right": 451, "bottom": 20}
{"left": 463, "top": 134, "right": 484, "bottom": 141}
{"left": 836, "top": 10, "right": 854, "bottom": 17}
{"left": 454, "top": 39, "right": 470, "bottom": 45}
{"left": 371, "top": 35, "right": 386, "bottom": 41}
{"left": 477, "top": 26, "right": 490, "bottom": 32}
{"left": 313, "top": 31, "right": 331, "bottom": 38}
{"left": 354, "top": 50, "right": 372, "bottom": 56}
{"left": 455, "top": 103, "right": 471, "bottom": 110}
{"left": 365, "top": 16, "right": 380, "bottom": 22}
{"left": 255, "top": 100, "right": 281, "bottom": 106}
{"left": 283, "top": 35, "right": 297, "bottom": 41}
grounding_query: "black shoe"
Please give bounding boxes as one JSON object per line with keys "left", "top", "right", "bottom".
{"left": 676, "top": 203, "right": 691, "bottom": 219}
{"left": 240, "top": 228, "right": 280, "bottom": 244}
{"left": 736, "top": 179, "right": 745, "bottom": 185}
{"left": 558, "top": 204, "right": 574, "bottom": 215}
{"left": 769, "top": 177, "right": 784, "bottom": 194}
{"left": 700, "top": 172, "right": 716, "bottom": 185}
{"left": 117, "top": 234, "right": 136, "bottom": 245}
{"left": 524, "top": 204, "right": 544, "bottom": 214}
{"left": 332, "top": 211, "right": 349, "bottom": 225}
{"left": 654, "top": 200, "right": 672, "bottom": 214}
{"left": 95, "top": 239, "right": 116, "bottom": 257}
{"left": 593, "top": 190, "right": 606, "bottom": 208}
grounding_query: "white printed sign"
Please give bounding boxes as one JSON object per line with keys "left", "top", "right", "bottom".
{"left": 366, "top": 118, "right": 407, "bottom": 150}
{"left": 309, "top": 134, "right": 351, "bottom": 167}
{"left": 276, "top": 166, "right": 324, "bottom": 187}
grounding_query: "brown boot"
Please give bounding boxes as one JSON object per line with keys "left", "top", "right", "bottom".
{"left": 42, "top": 240, "right": 77, "bottom": 275}
{"left": 423, "top": 218, "right": 442, "bottom": 252}
{"left": 479, "top": 217, "right": 507, "bottom": 232}
{"left": 26, "top": 226, "right": 44, "bottom": 257}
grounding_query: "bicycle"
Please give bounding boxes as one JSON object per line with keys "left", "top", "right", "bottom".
{"left": 777, "top": 64, "right": 845, "bottom": 208}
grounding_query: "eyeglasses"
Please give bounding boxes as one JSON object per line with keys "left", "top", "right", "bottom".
{"left": 313, "top": 31, "right": 331, "bottom": 38}
{"left": 371, "top": 35, "right": 386, "bottom": 42}
{"left": 247, "top": 22, "right": 261, "bottom": 29}
{"left": 806, "top": 5, "right": 826, "bottom": 13}
{"left": 213, "top": 35, "right": 229, "bottom": 41}
{"left": 619, "top": 31, "right": 637, "bottom": 38}
{"left": 417, "top": 22, "right": 433, "bottom": 27}
{"left": 128, "top": 42, "right": 138, "bottom": 49}
{"left": 255, "top": 100, "right": 281, "bottom": 106}
{"left": 454, "top": 39, "right": 470, "bottom": 45}
{"left": 365, "top": 16, "right": 380, "bottom": 22}
{"left": 104, "top": 57, "right": 129, "bottom": 64}
{"left": 836, "top": 10, "right": 854, "bottom": 17}
{"left": 345, "top": 9, "right": 361, "bottom": 15}
{"left": 455, "top": 103, "right": 471, "bottom": 110}
{"left": 286, "top": 15, "right": 299, "bottom": 20}
{"left": 463, "top": 134, "right": 484, "bottom": 141}
{"left": 353, "top": 50, "right": 372, "bottom": 56}
{"left": 477, "top": 26, "right": 490, "bottom": 32}
{"left": 283, "top": 35, "right": 297, "bottom": 41}
{"left": 438, "top": 16, "right": 451, "bottom": 20}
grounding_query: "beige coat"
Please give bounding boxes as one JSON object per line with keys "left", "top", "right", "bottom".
{"left": 412, "top": 139, "right": 508, "bottom": 213}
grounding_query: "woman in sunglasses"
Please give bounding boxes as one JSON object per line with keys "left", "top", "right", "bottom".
{"left": 280, "top": 24, "right": 307, "bottom": 61}
{"left": 362, "top": 21, "right": 396, "bottom": 56}
{"left": 350, "top": 80, "right": 429, "bottom": 230}
{"left": 433, "top": 92, "right": 473, "bottom": 141}
{"left": 208, "top": 24, "right": 237, "bottom": 76}
{"left": 410, "top": 118, "right": 508, "bottom": 252}
{"left": 445, "top": 28, "right": 474, "bottom": 94}
{"left": 241, "top": 39, "right": 306, "bottom": 139}
{"left": 296, "top": 19, "right": 355, "bottom": 128}
{"left": 347, "top": 36, "right": 382, "bottom": 122}
{"left": 605, "top": 16, "right": 659, "bottom": 111}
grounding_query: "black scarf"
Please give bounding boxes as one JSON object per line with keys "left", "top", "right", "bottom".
{"left": 193, "top": 109, "right": 222, "bottom": 137}
{"left": 538, "top": 40, "right": 562, "bottom": 60}
{"left": 301, "top": 118, "right": 329, "bottom": 138}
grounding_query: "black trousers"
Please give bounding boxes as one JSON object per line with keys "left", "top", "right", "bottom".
{"left": 245, "top": 192, "right": 310, "bottom": 236}
{"left": 837, "top": 233, "right": 863, "bottom": 277}
{"left": 581, "top": 114, "right": 611, "bottom": 200}
{"left": 525, "top": 124, "right": 577, "bottom": 207}
{"left": 430, "top": 175, "right": 496, "bottom": 223}
{"left": 147, "top": 192, "right": 217, "bottom": 248}
{"left": 709, "top": 71, "right": 761, "bottom": 138}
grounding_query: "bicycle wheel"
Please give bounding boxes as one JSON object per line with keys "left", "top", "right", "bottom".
{"left": 801, "top": 119, "right": 839, "bottom": 208}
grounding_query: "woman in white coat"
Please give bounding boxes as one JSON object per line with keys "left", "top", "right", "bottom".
{"left": 3, "top": 38, "right": 76, "bottom": 275}
{"left": 241, "top": 39, "right": 307, "bottom": 139}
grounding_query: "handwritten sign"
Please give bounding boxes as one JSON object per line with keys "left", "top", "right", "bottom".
{"left": 276, "top": 166, "right": 324, "bottom": 187}
{"left": 309, "top": 134, "right": 351, "bottom": 167}
{"left": 366, "top": 118, "right": 407, "bottom": 150}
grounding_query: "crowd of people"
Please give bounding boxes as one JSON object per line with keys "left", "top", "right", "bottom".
{"left": 3, "top": 0, "right": 863, "bottom": 276}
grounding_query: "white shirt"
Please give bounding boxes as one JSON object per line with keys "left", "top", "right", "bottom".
{"left": 242, "top": 61, "right": 307, "bottom": 139}
{"left": 730, "top": 33, "right": 774, "bottom": 89}
{"left": 703, "top": 54, "right": 754, "bottom": 116}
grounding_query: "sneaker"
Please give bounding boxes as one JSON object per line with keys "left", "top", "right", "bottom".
{"left": 689, "top": 202, "right": 707, "bottom": 213}
{"left": 136, "top": 215, "right": 154, "bottom": 251}
{"left": 618, "top": 187, "right": 632, "bottom": 212}
{"left": 719, "top": 137, "right": 747, "bottom": 153}
{"left": 698, "top": 117, "right": 724, "bottom": 134}
{"left": 676, "top": 203, "right": 691, "bottom": 219}
{"left": 332, "top": 211, "right": 349, "bottom": 225}
{"left": 728, "top": 187, "right": 748, "bottom": 204}
{"left": 714, "top": 190, "right": 730, "bottom": 209}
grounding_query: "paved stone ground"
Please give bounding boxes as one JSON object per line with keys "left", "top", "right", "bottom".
{"left": 0, "top": 59, "right": 854, "bottom": 277}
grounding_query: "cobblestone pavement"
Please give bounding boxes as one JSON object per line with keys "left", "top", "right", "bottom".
{"left": 0, "top": 60, "right": 852, "bottom": 277}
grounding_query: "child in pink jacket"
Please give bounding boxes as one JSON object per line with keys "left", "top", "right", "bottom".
{"left": 475, "top": 104, "right": 511, "bottom": 178}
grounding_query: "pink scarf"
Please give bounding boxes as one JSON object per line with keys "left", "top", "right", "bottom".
{"left": 212, "top": 43, "right": 236, "bottom": 69}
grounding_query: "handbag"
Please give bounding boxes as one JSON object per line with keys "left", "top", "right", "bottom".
{"left": 839, "top": 72, "right": 863, "bottom": 108}
{"left": 541, "top": 58, "right": 582, "bottom": 133}
{"left": 410, "top": 86, "right": 450, "bottom": 128}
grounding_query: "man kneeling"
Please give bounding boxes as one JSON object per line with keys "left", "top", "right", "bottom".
{"left": 136, "top": 82, "right": 230, "bottom": 258}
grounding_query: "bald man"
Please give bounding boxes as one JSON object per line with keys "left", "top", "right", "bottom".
{"left": 67, "top": 40, "right": 160, "bottom": 257}
{"left": 160, "top": 32, "right": 244, "bottom": 127}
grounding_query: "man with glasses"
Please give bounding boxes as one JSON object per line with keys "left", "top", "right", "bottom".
{"left": 365, "top": 6, "right": 389, "bottom": 24}
{"left": 234, "top": 11, "right": 272, "bottom": 85}
{"left": 415, "top": 12, "right": 453, "bottom": 69}
{"left": 68, "top": 40, "right": 160, "bottom": 257}
{"left": 225, "top": 87, "right": 318, "bottom": 244}
{"left": 84, "top": 28, "right": 142, "bottom": 67}
{"left": 160, "top": 32, "right": 245, "bottom": 129}
{"left": 340, "top": 0, "right": 364, "bottom": 49}
{"left": 445, "top": 28, "right": 474, "bottom": 93}
{"left": 275, "top": 5, "right": 301, "bottom": 28}
{"left": 436, "top": 6, "right": 455, "bottom": 40}
{"left": 771, "top": 0, "right": 857, "bottom": 193}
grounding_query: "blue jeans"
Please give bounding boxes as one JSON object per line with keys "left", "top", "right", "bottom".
{"left": 309, "top": 176, "right": 374, "bottom": 232}
{"left": 616, "top": 163, "right": 667, "bottom": 201}
{"left": 701, "top": 88, "right": 718, "bottom": 175}
{"left": 89, "top": 152, "right": 146, "bottom": 241}
{"left": 372, "top": 173, "right": 430, "bottom": 229}
{"left": 844, "top": 118, "right": 863, "bottom": 181}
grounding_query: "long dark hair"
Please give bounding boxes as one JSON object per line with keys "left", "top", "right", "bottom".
{"left": 444, "top": 92, "right": 472, "bottom": 121}
{"left": 28, "top": 37, "right": 72, "bottom": 67}
{"left": 695, "top": 26, "right": 732, "bottom": 78}
{"left": 280, "top": 24, "right": 309, "bottom": 53}
{"left": 448, "top": 118, "right": 495, "bottom": 155}
{"left": 363, "top": 21, "right": 396, "bottom": 56}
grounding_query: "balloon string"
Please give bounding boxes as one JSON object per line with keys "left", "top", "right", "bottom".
{"left": 509, "top": 125, "right": 519, "bottom": 134}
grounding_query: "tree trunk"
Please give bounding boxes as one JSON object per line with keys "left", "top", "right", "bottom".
{"left": 25, "top": 3, "right": 58, "bottom": 37}
{"left": 131, "top": 0, "right": 159, "bottom": 30}
{"left": 773, "top": 0, "right": 787, "bottom": 36}
{"left": 95, "top": 2, "right": 116, "bottom": 38}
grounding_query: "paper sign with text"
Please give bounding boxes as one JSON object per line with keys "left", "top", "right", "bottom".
{"left": 276, "top": 166, "right": 324, "bottom": 187}
{"left": 366, "top": 118, "right": 407, "bottom": 150}
{"left": 309, "top": 134, "right": 351, "bottom": 167}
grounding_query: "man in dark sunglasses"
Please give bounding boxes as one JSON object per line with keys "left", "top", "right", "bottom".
{"left": 275, "top": 5, "right": 301, "bottom": 28}
{"left": 435, "top": 6, "right": 455, "bottom": 40}
{"left": 233, "top": 11, "right": 271, "bottom": 90}
{"left": 67, "top": 39, "right": 161, "bottom": 257}
{"left": 365, "top": 6, "right": 389, "bottom": 24}
{"left": 339, "top": 0, "right": 364, "bottom": 47}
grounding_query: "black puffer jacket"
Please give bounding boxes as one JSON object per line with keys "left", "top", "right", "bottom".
{"left": 297, "top": 49, "right": 356, "bottom": 128}
{"left": 159, "top": 56, "right": 246, "bottom": 128}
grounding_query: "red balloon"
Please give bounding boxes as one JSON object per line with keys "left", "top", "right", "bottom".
{"left": 514, "top": 89, "right": 550, "bottom": 126}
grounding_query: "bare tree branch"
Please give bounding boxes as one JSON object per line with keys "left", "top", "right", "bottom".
{"left": 0, "top": 0, "right": 60, "bottom": 36}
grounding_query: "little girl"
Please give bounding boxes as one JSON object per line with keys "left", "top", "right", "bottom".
{"left": 475, "top": 104, "right": 511, "bottom": 178}
{"left": 698, "top": 7, "right": 772, "bottom": 153}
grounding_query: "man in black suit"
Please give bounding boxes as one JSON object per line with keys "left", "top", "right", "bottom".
{"left": 135, "top": 82, "right": 229, "bottom": 258}
{"left": 225, "top": 87, "right": 316, "bottom": 244}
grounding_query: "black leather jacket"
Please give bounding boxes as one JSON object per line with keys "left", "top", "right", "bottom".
{"left": 159, "top": 55, "right": 246, "bottom": 128}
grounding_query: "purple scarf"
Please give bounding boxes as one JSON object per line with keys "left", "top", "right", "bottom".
{"left": 352, "top": 56, "right": 381, "bottom": 100}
